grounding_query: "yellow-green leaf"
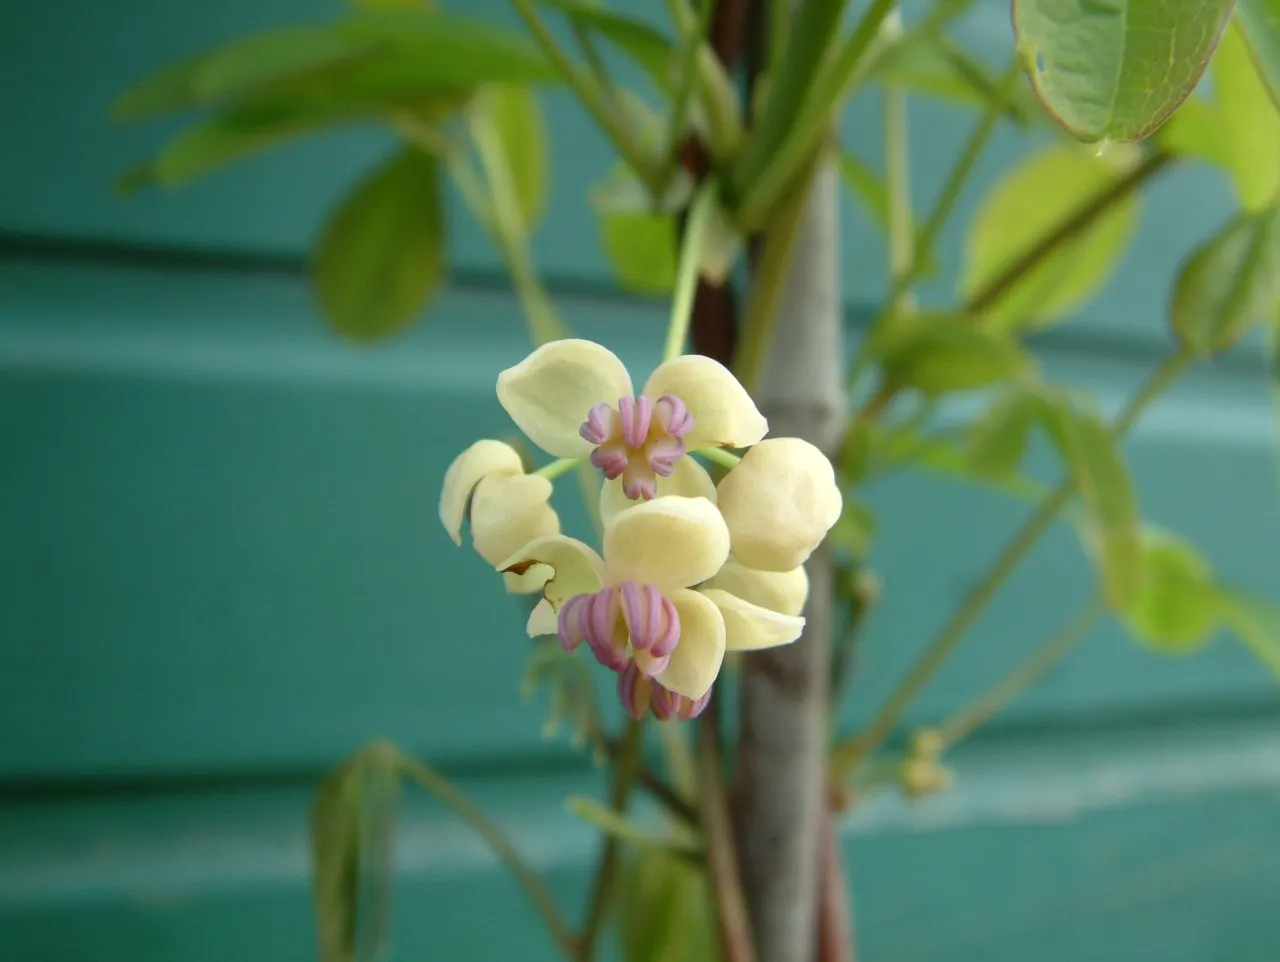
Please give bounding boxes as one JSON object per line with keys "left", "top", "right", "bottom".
{"left": 617, "top": 847, "right": 716, "bottom": 962}
{"left": 1170, "top": 206, "right": 1280, "bottom": 356}
{"left": 1218, "top": 588, "right": 1280, "bottom": 681}
{"left": 1012, "top": 0, "right": 1234, "bottom": 142}
{"left": 1156, "top": 95, "right": 1232, "bottom": 167}
{"left": 1216, "top": 21, "right": 1280, "bottom": 212}
{"left": 1122, "top": 528, "right": 1221, "bottom": 653}
{"left": 477, "top": 85, "right": 549, "bottom": 231}
{"left": 313, "top": 148, "right": 446, "bottom": 341}
{"left": 1042, "top": 400, "right": 1143, "bottom": 608}
{"left": 960, "top": 144, "right": 1141, "bottom": 330}
{"left": 590, "top": 165, "right": 680, "bottom": 296}
{"left": 877, "top": 314, "right": 1033, "bottom": 396}
{"left": 967, "top": 388, "right": 1036, "bottom": 477}
{"left": 1237, "top": 0, "right": 1280, "bottom": 109}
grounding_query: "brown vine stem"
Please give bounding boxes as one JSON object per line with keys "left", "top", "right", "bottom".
{"left": 578, "top": 717, "right": 644, "bottom": 962}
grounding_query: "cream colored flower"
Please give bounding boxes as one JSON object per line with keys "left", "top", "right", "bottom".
{"left": 499, "top": 496, "right": 803, "bottom": 706}
{"left": 496, "top": 339, "right": 767, "bottom": 502}
{"left": 714, "top": 438, "right": 843, "bottom": 572}
{"left": 440, "top": 440, "right": 559, "bottom": 593}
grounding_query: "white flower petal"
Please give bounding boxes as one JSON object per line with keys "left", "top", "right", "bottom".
{"left": 657, "top": 588, "right": 726, "bottom": 699}
{"left": 471, "top": 474, "right": 560, "bottom": 567}
{"left": 598, "top": 456, "right": 717, "bottom": 528}
{"left": 439, "top": 440, "right": 524, "bottom": 544}
{"left": 642, "top": 355, "right": 767, "bottom": 449}
{"left": 602, "top": 495, "right": 729, "bottom": 592}
{"left": 496, "top": 339, "right": 634, "bottom": 457}
{"left": 699, "top": 588, "right": 805, "bottom": 651}
{"left": 704, "top": 558, "right": 808, "bottom": 617}
{"left": 715, "top": 438, "right": 843, "bottom": 572}
{"left": 526, "top": 598, "right": 558, "bottom": 637}
{"left": 504, "top": 566, "right": 552, "bottom": 595}
{"left": 499, "top": 535, "right": 605, "bottom": 611}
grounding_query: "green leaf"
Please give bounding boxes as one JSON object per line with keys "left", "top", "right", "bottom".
{"left": 837, "top": 151, "right": 937, "bottom": 276}
{"left": 1237, "top": 0, "right": 1280, "bottom": 109}
{"left": 1170, "top": 205, "right": 1280, "bottom": 356}
{"left": 960, "top": 144, "right": 1141, "bottom": 330}
{"left": 876, "top": 314, "right": 1033, "bottom": 396}
{"left": 311, "top": 742, "right": 400, "bottom": 962}
{"left": 1012, "top": 0, "right": 1234, "bottom": 142}
{"left": 313, "top": 147, "right": 446, "bottom": 341}
{"left": 1122, "top": 528, "right": 1221, "bottom": 653}
{"left": 1216, "top": 20, "right": 1280, "bottom": 212}
{"left": 112, "top": 24, "right": 375, "bottom": 122}
{"left": 1218, "top": 589, "right": 1280, "bottom": 681}
{"left": 967, "top": 388, "right": 1036, "bottom": 477}
{"left": 1039, "top": 398, "right": 1143, "bottom": 609}
{"left": 1156, "top": 95, "right": 1232, "bottom": 166}
{"left": 617, "top": 847, "right": 716, "bottom": 962}
{"left": 535, "top": 0, "right": 676, "bottom": 92}
{"left": 590, "top": 165, "right": 680, "bottom": 296}
{"left": 476, "top": 85, "right": 548, "bottom": 231}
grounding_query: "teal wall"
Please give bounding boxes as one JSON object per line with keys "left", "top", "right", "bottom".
{"left": 3, "top": 2, "right": 1280, "bottom": 960}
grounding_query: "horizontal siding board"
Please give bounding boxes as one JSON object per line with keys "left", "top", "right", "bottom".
{"left": 0, "top": 0, "right": 1243, "bottom": 354}
{"left": 4, "top": 719, "right": 1280, "bottom": 960}
{"left": 1, "top": 261, "right": 1278, "bottom": 777}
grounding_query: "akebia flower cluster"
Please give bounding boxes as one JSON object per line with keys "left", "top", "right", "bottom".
{"left": 440, "top": 339, "right": 843, "bottom": 722}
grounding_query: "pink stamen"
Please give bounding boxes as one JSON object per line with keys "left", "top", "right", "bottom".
{"left": 579, "top": 402, "right": 614, "bottom": 445}
{"left": 576, "top": 393, "right": 695, "bottom": 501}
{"left": 651, "top": 683, "right": 712, "bottom": 721}
{"left": 617, "top": 663, "right": 651, "bottom": 720}
{"left": 558, "top": 581, "right": 683, "bottom": 678}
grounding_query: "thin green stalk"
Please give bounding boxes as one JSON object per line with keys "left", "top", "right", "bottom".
{"left": 883, "top": 7, "right": 913, "bottom": 315}
{"left": 659, "top": 0, "right": 712, "bottom": 189}
{"left": 579, "top": 718, "right": 644, "bottom": 962}
{"left": 735, "top": 0, "right": 898, "bottom": 229}
{"left": 534, "top": 457, "right": 581, "bottom": 480}
{"left": 697, "top": 446, "right": 742, "bottom": 470}
{"left": 572, "top": 23, "right": 613, "bottom": 92}
{"left": 397, "top": 753, "right": 578, "bottom": 959}
{"left": 845, "top": 56, "right": 1021, "bottom": 389}
{"left": 936, "top": 598, "right": 1105, "bottom": 749}
{"left": 663, "top": 181, "right": 721, "bottom": 361}
{"left": 508, "top": 0, "right": 662, "bottom": 194}
{"left": 832, "top": 350, "right": 1193, "bottom": 773}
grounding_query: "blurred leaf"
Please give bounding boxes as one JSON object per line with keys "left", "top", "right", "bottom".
{"left": 535, "top": 0, "right": 676, "bottom": 92}
{"left": 1038, "top": 397, "right": 1142, "bottom": 609}
{"left": 617, "top": 847, "right": 716, "bottom": 962}
{"left": 1122, "top": 528, "right": 1221, "bottom": 653}
{"left": 960, "top": 144, "right": 1141, "bottom": 330}
{"left": 522, "top": 639, "right": 602, "bottom": 755}
{"left": 313, "top": 147, "right": 446, "bottom": 341}
{"left": 1219, "top": 589, "right": 1280, "bottom": 681}
{"left": 311, "top": 742, "right": 401, "bottom": 962}
{"left": 113, "top": 24, "right": 375, "bottom": 121}
{"left": 1170, "top": 205, "right": 1280, "bottom": 356}
{"left": 828, "top": 500, "right": 877, "bottom": 561}
{"left": 1216, "top": 21, "right": 1280, "bottom": 212}
{"left": 1156, "top": 95, "right": 1232, "bottom": 166}
{"left": 1012, "top": 0, "right": 1233, "bottom": 142}
{"left": 476, "top": 85, "right": 549, "bottom": 231}
{"left": 590, "top": 165, "right": 680, "bottom": 296}
{"left": 837, "top": 151, "right": 937, "bottom": 275}
{"left": 877, "top": 314, "right": 1032, "bottom": 396}
{"left": 967, "top": 388, "right": 1036, "bottom": 477}
{"left": 1237, "top": 0, "right": 1280, "bottom": 109}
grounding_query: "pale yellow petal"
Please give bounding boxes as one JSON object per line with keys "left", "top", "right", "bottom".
{"left": 699, "top": 587, "right": 805, "bottom": 651}
{"left": 439, "top": 440, "right": 524, "bottom": 544}
{"left": 704, "top": 557, "right": 808, "bottom": 617}
{"left": 657, "top": 588, "right": 726, "bottom": 699}
{"left": 642, "top": 355, "right": 768, "bottom": 449}
{"left": 602, "top": 495, "right": 729, "bottom": 592}
{"left": 526, "top": 598, "right": 558, "bottom": 637}
{"left": 504, "top": 566, "right": 552, "bottom": 595}
{"left": 598, "top": 456, "right": 717, "bottom": 528}
{"left": 715, "top": 438, "right": 843, "bottom": 572}
{"left": 471, "top": 474, "right": 560, "bottom": 566}
{"left": 496, "top": 339, "right": 634, "bottom": 457}
{"left": 499, "top": 535, "right": 605, "bottom": 610}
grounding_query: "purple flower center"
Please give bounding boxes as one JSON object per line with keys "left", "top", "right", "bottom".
{"left": 556, "top": 580, "right": 680, "bottom": 677}
{"left": 579, "top": 394, "right": 694, "bottom": 500}
{"left": 617, "top": 663, "right": 712, "bottom": 722}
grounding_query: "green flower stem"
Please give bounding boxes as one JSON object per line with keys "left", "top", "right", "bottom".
{"left": 883, "top": 13, "right": 914, "bottom": 317}
{"left": 396, "top": 752, "right": 579, "bottom": 959}
{"left": 663, "top": 181, "right": 722, "bottom": 362}
{"left": 508, "top": 0, "right": 662, "bottom": 195}
{"left": 534, "top": 457, "right": 582, "bottom": 481}
{"left": 696, "top": 446, "right": 741, "bottom": 469}
{"left": 832, "top": 350, "right": 1193, "bottom": 776}
{"left": 579, "top": 717, "right": 645, "bottom": 962}
{"left": 936, "top": 597, "right": 1105, "bottom": 750}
